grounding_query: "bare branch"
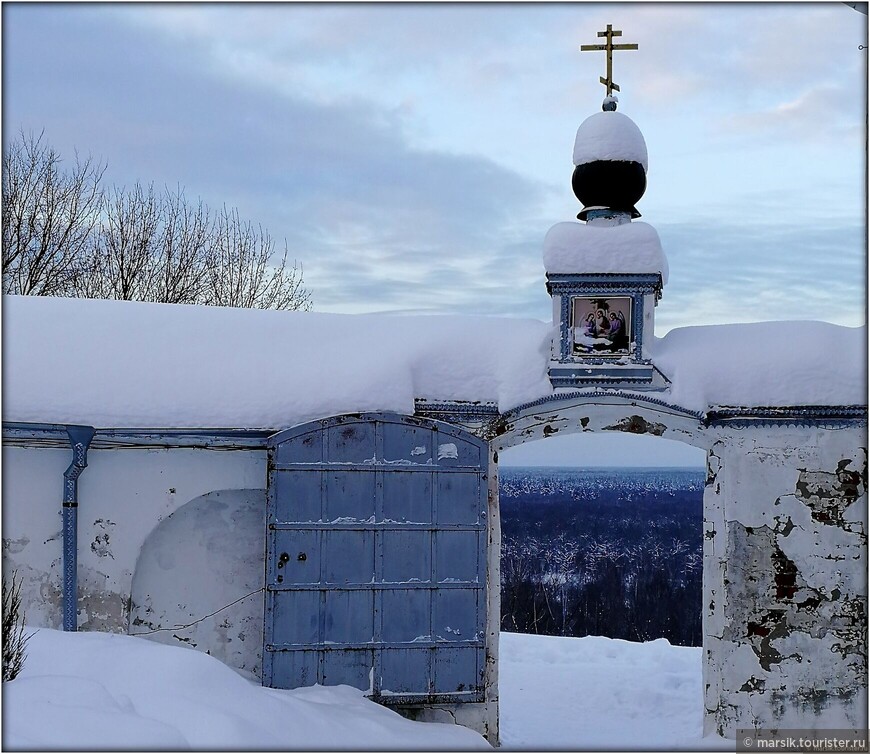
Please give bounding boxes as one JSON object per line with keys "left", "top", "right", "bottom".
{"left": 3, "top": 130, "right": 105, "bottom": 296}
{"left": 4, "top": 133, "right": 312, "bottom": 311}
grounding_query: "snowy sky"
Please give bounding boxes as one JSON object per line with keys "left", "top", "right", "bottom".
{"left": 3, "top": 2, "right": 866, "bottom": 467}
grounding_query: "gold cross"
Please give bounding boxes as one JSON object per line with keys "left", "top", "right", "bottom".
{"left": 580, "top": 24, "right": 638, "bottom": 97}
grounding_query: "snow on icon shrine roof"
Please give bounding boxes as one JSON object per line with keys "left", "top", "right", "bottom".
{"left": 542, "top": 221, "right": 668, "bottom": 283}
{"left": 2, "top": 295, "right": 865, "bottom": 429}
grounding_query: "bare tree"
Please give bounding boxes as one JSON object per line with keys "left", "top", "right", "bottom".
{"left": 77, "top": 182, "right": 161, "bottom": 301}
{"left": 155, "top": 188, "right": 211, "bottom": 304}
{"left": 2, "top": 131, "right": 104, "bottom": 296}
{"left": 77, "top": 184, "right": 213, "bottom": 305}
{"left": 4, "top": 133, "right": 312, "bottom": 311}
{"left": 205, "top": 206, "right": 311, "bottom": 311}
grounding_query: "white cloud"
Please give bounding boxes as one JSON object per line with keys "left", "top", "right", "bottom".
{"left": 3, "top": 3, "right": 864, "bottom": 331}
{"left": 720, "top": 84, "right": 862, "bottom": 140}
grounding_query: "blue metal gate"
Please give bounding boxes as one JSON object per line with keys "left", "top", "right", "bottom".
{"left": 263, "top": 412, "right": 489, "bottom": 705}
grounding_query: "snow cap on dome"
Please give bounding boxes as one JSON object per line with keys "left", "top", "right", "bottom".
{"left": 573, "top": 111, "right": 648, "bottom": 172}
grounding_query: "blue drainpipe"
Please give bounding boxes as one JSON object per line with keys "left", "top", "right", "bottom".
{"left": 62, "top": 425, "right": 95, "bottom": 631}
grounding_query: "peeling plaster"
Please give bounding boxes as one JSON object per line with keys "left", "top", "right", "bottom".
{"left": 795, "top": 456, "right": 867, "bottom": 528}
{"left": 713, "top": 432, "right": 868, "bottom": 735}
{"left": 602, "top": 414, "right": 667, "bottom": 436}
{"left": 3, "top": 536, "right": 30, "bottom": 554}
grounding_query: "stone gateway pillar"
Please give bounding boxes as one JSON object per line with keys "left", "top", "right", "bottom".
{"left": 703, "top": 424, "right": 867, "bottom": 736}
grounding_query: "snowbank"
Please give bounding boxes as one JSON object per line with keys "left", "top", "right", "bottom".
{"left": 499, "top": 632, "right": 729, "bottom": 751}
{"left": 3, "top": 627, "right": 490, "bottom": 751}
{"left": 573, "top": 110, "right": 648, "bottom": 170}
{"left": 542, "top": 220, "right": 669, "bottom": 283}
{"left": 655, "top": 320, "right": 867, "bottom": 411}
{"left": 4, "top": 627, "right": 731, "bottom": 751}
{"left": 2, "top": 295, "right": 553, "bottom": 428}
{"left": 2, "top": 296, "right": 863, "bottom": 428}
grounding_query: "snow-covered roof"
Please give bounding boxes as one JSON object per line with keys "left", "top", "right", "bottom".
{"left": 573, "top": 111, "right": 648, "bottom": 171}
{"left": 655, "top": 320, "right": 866, "bottom": 412}
{"left": 543, "top": 221, "right": 668, "bottom": 284}
{"left": 2, "top": 295, "right": 552, "bottom": 429}
{"left": 2, "top": 295, "right": 864, "bottom": 429}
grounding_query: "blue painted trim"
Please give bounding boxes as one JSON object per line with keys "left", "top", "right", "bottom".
{"left": 704, "top": 405, "right": 867, "bottom": 428}
{"left": 552, "top": 282, "right": 658, "bottom": 363}
{"left": 3, "top": 423, "right": 274, "bottom": 449}
{"left": 545, "top": 272, "right": 663, "bottom": 287}
{"left": 62, "top": 425, "right": 95, "bottom": 632}
{"left": 549, "top": 366, "right": 654, "bottom": 379}
{"left": 549, "top": 378, "right": 654, "bottom": 390}
{"left": 413, "top": 400, "right": 500, "bottom": 417}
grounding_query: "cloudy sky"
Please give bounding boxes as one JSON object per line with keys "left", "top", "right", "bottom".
{"left": 3, "top": 2, "right": 866, "bottom": 466}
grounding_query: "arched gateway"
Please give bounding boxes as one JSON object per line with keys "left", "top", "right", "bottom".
{"left": 2, "top": 26, "right": 865, "bottom": 749}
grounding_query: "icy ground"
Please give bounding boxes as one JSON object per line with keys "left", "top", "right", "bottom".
{"left": 4, "top": 627, "right": 733, "bottom": 751}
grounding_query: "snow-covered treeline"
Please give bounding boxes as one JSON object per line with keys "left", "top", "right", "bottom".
{"left": 500, "top": 467, "right": 703, "bottom": 646}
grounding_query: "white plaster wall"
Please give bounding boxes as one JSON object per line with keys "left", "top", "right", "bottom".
{"left": 3, "top": 437, "right": 501, "bottom": 742}
{"left": 703, "top": 426, "right": 867, "bottom": 736}
{"left": 129, "top": 488, "right": 266, "bottom": 678}
{"left": 5, "top": 416, "right": 866, "bottom": 743}
{"left": 2, "top": 445, "right": 266, "bottom": 633}
{"left": 2, "top": 447, "right": 71, "bottom": 628}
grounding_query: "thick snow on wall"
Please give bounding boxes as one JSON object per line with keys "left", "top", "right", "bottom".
{"left": 2, "top": 296, "right": 864, "bottom": 426}
{"left": 3, "top": 295, "right": 553, "bottom": 428}
{"left": 655, "top": 320, "right": 867, "bottom": 411}
{"left": 573, "top": 111, "right": 648, "bottom": 170}
{"left": 542, "top": 221, "right": 669, "bottom": 283}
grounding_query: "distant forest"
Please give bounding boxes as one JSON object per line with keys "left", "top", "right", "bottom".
{"left": 499, "top": 467, "right": 704, "bottom": 647}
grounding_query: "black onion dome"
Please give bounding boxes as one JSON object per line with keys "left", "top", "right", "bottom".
{"left": 572, "top": 161, "right": 646, "bottom": 219}
{"left": 571, "top": 109, "right": 648, "bottom": 220}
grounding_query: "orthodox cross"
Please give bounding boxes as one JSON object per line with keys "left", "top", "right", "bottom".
{"left": 580, "top": 24, "right": 638, "bottom": 96}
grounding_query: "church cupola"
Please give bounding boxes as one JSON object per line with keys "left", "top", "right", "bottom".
{"left": 572, "top": 105, "right": 648, "bottom": 221}
{"left": 544, "top": 26, "right": 669, "bottom": 392}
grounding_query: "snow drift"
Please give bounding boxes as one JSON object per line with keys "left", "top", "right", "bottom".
{"left": 3, "top": 627, "right": 489, "bottom": 751}
{"left": 4, "top": 627, "right": 730, "bottom": 751}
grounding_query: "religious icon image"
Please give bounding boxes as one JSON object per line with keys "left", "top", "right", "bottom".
{"left": 571, "top": 296, "right": 632, "bottom": 356}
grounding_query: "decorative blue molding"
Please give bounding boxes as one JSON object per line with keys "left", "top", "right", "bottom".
{"left": 413, "top": 400, "right": 500, "bottom": 418}
{"left": 545, "top": 272, "right": 663, "bottom": 288}
{"left": 62, "top": 425, "right": 95, "bottom": 632}
{"left": 549, "top": 379, "right": 654, "bottom": 391}
{"left": 704, "top": 405, "right": 868, "bottom": 429}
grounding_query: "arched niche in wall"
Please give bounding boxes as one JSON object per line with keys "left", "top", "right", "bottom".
{"left": 128, "top": 488, "right": 266, "bottom": 679}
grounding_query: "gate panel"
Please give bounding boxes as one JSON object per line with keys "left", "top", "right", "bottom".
{"left": 263, "top": 412, "right": 488, "bottom": 705}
